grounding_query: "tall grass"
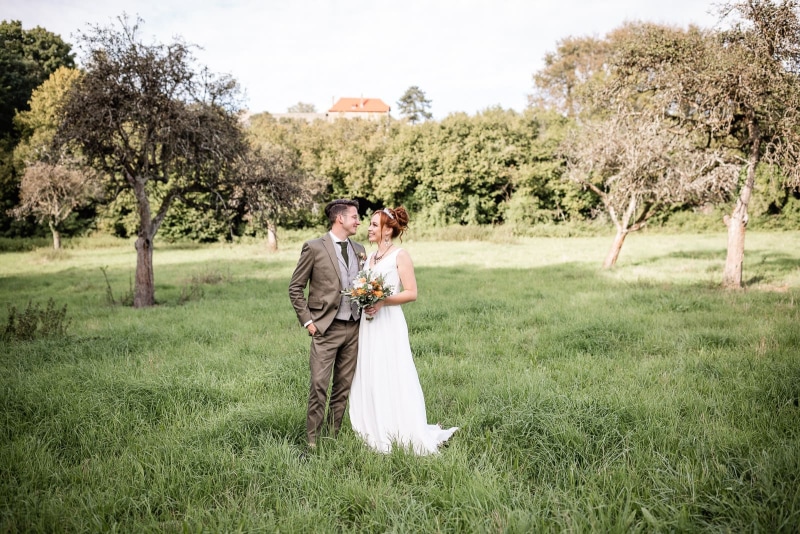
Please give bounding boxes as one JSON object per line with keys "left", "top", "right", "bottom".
{"left": 1, "top": 231, "right": 799, "bottom": 532}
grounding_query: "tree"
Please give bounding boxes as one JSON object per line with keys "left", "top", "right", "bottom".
{"left": 245, "top": 112, "right": 334, "bottom": 225}
{"left": 396, "top": 86, "right": 433, "bottom": 124}
{"left": 0, "top": 20, "right": 75, "bottom": 137}
{"left": 715, "top": 0, "right": 800, "bottom": 287}
{"left": 412, "top": 108, "right": 547, "bottom": 225}
{"left": 229, "top": 143, "right": 315, "bottom": 251}
{"left": 247, "top": 107, "right": 570, "bottom": 229}
{"left": 9, "top": 162, "right": 99, "bottom": 249}
{"left": 610, "top": 1, "right": 800, "bottom": 286}
{"left": 9, "top": 67, "right": 92, "bottom": 248}
{"left": 14, "top": 66, "right": 82, "bottom": 164}
{"left": 287, "top": 102, "right": 316, "bottom": 113}
{"left": 555, "top": 23, "right": 746, "bottom": 268}
{"left": 54, "top": 15, "right": 248, "bottom": 307}
{"left": 530, "top": 35, "right": 609, "bottom": 117}
{"left": 0, "top": 20, "right": 75, "bottom": 236}
{"left": 502, "top": 109, "right": 575, "bottom": 226}
{"left": 373, "top": 121, "right": 427, "bottom": 209}
{"left": 562, "top": 109, "right": 739, "bottom": 267}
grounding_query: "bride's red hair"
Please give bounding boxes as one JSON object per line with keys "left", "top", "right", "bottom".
{"left": 377, "top": 206, "right": 409, "bottom": 240}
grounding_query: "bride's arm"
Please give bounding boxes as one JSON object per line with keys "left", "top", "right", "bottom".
{"left": 389, "top": 249, "right": 417, "bottom": 304}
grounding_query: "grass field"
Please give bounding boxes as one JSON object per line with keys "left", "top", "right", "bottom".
{"left": 1, "top": 230, "right": 799, "bottom": 532}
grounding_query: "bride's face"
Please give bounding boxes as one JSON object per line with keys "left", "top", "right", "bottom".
{"left": 367, "top": 213, "right": 383, "bottom": 244}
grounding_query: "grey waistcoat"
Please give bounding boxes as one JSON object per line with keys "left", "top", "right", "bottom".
{"left": 335, "top": 240, "right": 360, "bottom": 321}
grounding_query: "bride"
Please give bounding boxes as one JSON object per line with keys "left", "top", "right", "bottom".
{"left": 348, "top": 206, "right": 457, "bottom": 455}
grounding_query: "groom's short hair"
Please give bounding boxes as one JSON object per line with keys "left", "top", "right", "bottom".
{"left": 324, "top": 199, "right": 359, "bottom": 226}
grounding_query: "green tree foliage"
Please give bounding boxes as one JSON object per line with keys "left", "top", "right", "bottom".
{"left": 530, "top": 35, "right": 609, "bottom": 117}
{"left": 413, "top": 108, "right": 569, "bottom": 226}
{"left": 373, "top": 121, "right": 427, "bottom": 209}
{"left": 503, "top": 110, "right": 577, "bottom": 225}
{"left": 415, "top": 109, "right": 520, "bottom": 225}
{"left": 532, "top": 9, "right": 800, "bottom": 269}
{"left": 10, "top": 67, "right": 98, "bottom": 243}
{"left": 93, "top": 188, "right": 138, "bottom": 238}
{"left": 244, "top": 114, "right": 326, "bottom": 227}
{"left": 157, "top": 198, "right": 231, "bottom": 243}
{"left": 318, "top": 118, "right": 389, "bottom": 200}
{"left": 193, "top": 4, "right": 800, "bottom": 242}
{"left": 13, "top": 66, "right": 82, "bottom": 164}
{"left": 4, "top": 13, "right": 800, "bottom": 246}
{"left": 245, "top": 109, "right": 572, "bottom": 229}
{"left": 249, "top": 113, "right": 389, "bottom": 206}
{"left": 748, "top": 164, "right": 799, "bottom": 221}
{"left": 0, "top": 20, "right": 75, "bottom": 237}
{"left": 0, "top": 21, "right": 74, "bottom": 137}
{"left": 396, "top": 86, "right": 433, "bottom": 124}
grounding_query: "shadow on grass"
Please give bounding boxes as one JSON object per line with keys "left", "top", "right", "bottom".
{"left": 624, "top": 247, "right": 799, "bottom": 286}
{"left": 199, "top": 405, "right": 307, "bottom": 451}
{"left": 664, "top": 249, "right": 728, "bottom": 261}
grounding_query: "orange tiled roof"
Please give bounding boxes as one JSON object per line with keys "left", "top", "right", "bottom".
{"left": 328, "top": 97, "right": 390, "bottom": 113}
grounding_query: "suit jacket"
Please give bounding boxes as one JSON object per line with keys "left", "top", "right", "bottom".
{"left": 289, "top": 234, "right": 366, "bottom": 335}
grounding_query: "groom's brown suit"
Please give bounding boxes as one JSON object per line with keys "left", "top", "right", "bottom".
{"left": 289, "top": 233, "right": 366, "bottom": 446}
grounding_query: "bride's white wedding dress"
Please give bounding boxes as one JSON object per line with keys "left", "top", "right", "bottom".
{"left": 349, "top": 248, "right": 457, "bottom": 455}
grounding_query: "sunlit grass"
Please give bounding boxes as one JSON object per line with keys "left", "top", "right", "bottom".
{"left": 1, "top": 231, "right": 799, "bottom": 531}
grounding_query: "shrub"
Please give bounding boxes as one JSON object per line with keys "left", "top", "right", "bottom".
{"left": 2, "top": 299, "right": 71, "bottom": 341}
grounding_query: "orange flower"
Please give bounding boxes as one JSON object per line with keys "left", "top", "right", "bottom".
{"left": 341, "top": 268, "right": 395, "bottom": 313}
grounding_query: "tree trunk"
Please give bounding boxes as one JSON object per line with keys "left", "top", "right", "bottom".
{"left": 133, "top": 178, "right": 156, "bottom": 307}
{"left": 134, "top": 235, "right": 155, "bottom": 307}
{"left": 267, "top": 221, "right": 278, "bottom": 252}
{"left": 48, "top": 222, "right": 61, "bottom": 250}
{"left": 603, "top": 228, "right": 627, "bottom": 268}
{"left": 722, "top": 121, "right": 760, "bottom": 289}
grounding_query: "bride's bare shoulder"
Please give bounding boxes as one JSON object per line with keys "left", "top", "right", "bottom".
{"left": 396, "top": 248, "right": 414, "bottom": 263}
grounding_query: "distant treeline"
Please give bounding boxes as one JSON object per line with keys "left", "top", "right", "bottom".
{"left": 2, "top": 9, "right": 799, "bottom": 246}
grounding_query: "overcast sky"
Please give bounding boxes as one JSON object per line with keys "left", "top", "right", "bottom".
{"left": 5, "top": 0, "right": 721, "bottom": 118}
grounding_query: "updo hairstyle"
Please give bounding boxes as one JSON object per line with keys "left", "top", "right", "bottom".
{"left": 377, "top": 206, "right": 409, "bottom": 241}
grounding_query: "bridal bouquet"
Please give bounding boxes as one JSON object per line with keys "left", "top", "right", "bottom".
{"left": 342, "top": 269, "right": 394, "bottom": 321}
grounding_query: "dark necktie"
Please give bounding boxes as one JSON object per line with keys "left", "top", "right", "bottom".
{"left": 338, "top": 241, "right": 349, "bottom": 266}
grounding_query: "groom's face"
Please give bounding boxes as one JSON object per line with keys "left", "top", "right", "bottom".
{"left": 339, "top": 206, "right": 360, "bottom": 236}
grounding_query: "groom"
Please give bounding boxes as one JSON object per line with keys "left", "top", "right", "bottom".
{"left": 289, "top": 199, "right": 366, "bottom": 450}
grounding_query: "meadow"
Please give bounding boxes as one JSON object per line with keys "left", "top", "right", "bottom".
{"left": 1, "top": 229, "right": 799, "bottom": 532}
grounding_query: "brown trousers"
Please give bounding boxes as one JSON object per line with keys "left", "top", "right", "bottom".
{"left": 307, "top": 319, "right": 359, "bottom": 445}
